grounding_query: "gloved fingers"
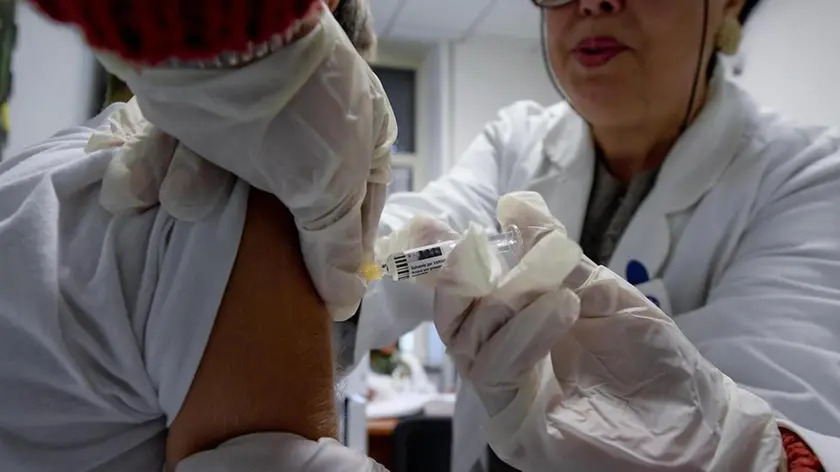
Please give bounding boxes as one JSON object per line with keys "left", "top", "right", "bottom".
{"left": 435, "top": 223, "right": 504, "bottom": 299}
{"left": 360, "top": 57, "right": 397, "bottom": 275}
{"left": 364, "top": 78, "right": 395, "bottom": 257}
{"left": 99, "top": 126, "right": 178, "bottom": 214}
{"left": 175, "top": 433, "right": 389, "bottom": 472}
{"left": 495, "top": 191, "right": 584, "bottom": 303}
{"left": 374, "top": 214, "right": 459, "bottom": 264}
{"left": 297, "top": 204, "right": 368, "bottom": 322}
{"left": 575, "top": 267, "right": 681, "bottom": 367}
{"left": 497, "top": 191, "right": 568, "bottom": 253}
{"left": 160, "top": 143, "right": 236, "bottom": 221}
{"left": 551, "top": 266, "right": 692, "bottom": 396}
{"left": 434, "top": 221, "right": 580, "bottom": 350}
{"left": 404, "top": 216, "right": 461, "bottom": 247}
{"left": 492, "top": 229, "right": 583, "bottom": 308}
{"left": 577, "top": 266, "right": 668, "bottom": 321}
{"left": 467, "top": 288, "right": 580, "bottom": 385}
{"left": 86, "top": 99, "right": 151, "bottom": 153}
{"left": 374, "top": 215, "right": 461, "bottom": 287}
{"left": 241, "top": 16, "right": 381, "bottom": 220}
{"left": 453, "top": 231, "right": 579, "bottom": 361}
{"left": 373, "top": 208, "right": 458, "bottom": 258}
{"left": 563, "top": 254, "right": 599, "bottom": 291}
{"left": 433, "top": 224, "right": 505, "bottom": 345}
{"left": 360, "top": 181, "right": 387, "bottom": 266}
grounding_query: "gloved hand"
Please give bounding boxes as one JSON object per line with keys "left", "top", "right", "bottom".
{"left": 373, "top": 215, "right": 461, "bottom": 286}
{"left": 87, "top": 100, "right": 236, "bottom": 219}
{"left": 92, "top": 9, "right": 397, "bottom": 322}
{"left": 175, "top": 433, "right": 388, "bottom": 472}
{"left": 523, "top": 264, "right": 785, "bottom": 472}
{"left": 435, "top": 191, "right": 785, "bottom": 472}
{"left": 433, "top": 192, "right": 583, "bottom": 416}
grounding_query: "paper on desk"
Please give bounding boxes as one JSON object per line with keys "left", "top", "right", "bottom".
{"left": 366, "top": 393, "right": 456, "bottom": 419}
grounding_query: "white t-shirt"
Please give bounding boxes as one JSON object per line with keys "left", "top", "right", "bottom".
{"left": 0, "top": 105, "right": 249, "bottom": 471}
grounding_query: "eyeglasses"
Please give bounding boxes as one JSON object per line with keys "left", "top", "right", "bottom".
{"left": 530, "top": 0, "right": 576, "bottom": 8}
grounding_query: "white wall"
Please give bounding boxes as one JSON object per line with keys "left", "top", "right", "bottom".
{"left": 376, "top": 35, "right": 558, "bottom": 180}
{"left": 448, "top": 36, "right": 558, "bottom": 168}
{"left": 378, "top": 36, "right": 559, "bottom": 369}
{"left": 7, "top": 3, "right": 97, "bottom": 157}
{"left": 418, "top": 41, "right": 450, "bottom": 180}
{"left": 734, "top": 0, "right": 840, "bottom": 129}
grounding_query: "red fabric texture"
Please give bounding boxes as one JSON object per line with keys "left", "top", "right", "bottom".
{"left": 28, "top": 0, "right": 320, "bottom": 64}
{"left": 782, "top": 428, "right": 824, "bottom": 472}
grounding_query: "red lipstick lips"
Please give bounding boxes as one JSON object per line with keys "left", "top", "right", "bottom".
{"left": 573, "top": 36, "right": 629, "bottom": 68}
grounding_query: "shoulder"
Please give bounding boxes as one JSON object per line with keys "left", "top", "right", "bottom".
{"left": 0, "top": 106, "right": 249, "bottom": 453}
{"left": 736, "top": 88, "right": 840, "bottom": 202}
{"left": 0, "top": 106, "right": 169, "bottom": 467}
{"left": 1, "top": 104, "right": 124, "bottom": 171}
{"left": 490, "top": 100, "right": 572, "bottom": 138}
{"left": 484, "top": 100, "right": 574, "bottom": 165}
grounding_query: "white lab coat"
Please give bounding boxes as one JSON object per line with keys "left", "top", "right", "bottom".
{"left": 357, "top": 74, "right": 840, "bottom": 471}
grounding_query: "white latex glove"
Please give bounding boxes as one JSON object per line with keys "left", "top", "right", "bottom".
{"left": 507, "top": 265, "right": 784, "bottom": 472}
{"left": 87, "top": 99, "right": 236, "bottom": 218}
{"left": 436, "top": 191, "right": 786, "bottom": 472}
{"left": 433, "top": 192, "right": 583, "bottom": 416}
{"left": 175, "top": 433, "right": 387, "bottom": 472}
{"left": 94, "top": 8, "right": 397, "bottom": 322}
{"left": 373, "top": 215, "right": 461, "bottom": 286}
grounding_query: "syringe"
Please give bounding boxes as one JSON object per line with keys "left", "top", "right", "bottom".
{"left": 361, "top": 226, "right": 524, "bottom": 282}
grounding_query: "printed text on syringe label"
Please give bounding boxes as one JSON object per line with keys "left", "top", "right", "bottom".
{"left": 393, "top": 246, "right": 447, "bottom": 281}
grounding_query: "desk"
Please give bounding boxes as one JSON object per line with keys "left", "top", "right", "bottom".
{"left": 368, "top": 418, "right": 398, "bottom": 469}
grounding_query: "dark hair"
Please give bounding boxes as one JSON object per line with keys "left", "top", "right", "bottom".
{"left": 740, "top": 0, "right": 763, "bottom": 25}
{"left": 332, "top": 0, "right": 377, "bottom": 60}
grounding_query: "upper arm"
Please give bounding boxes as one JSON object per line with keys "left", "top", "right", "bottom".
{"left": 165, "top": 189, "right": 337, "bottom": 468}
{"left": 675, "top": 146, "right": 840, "bottom": 435}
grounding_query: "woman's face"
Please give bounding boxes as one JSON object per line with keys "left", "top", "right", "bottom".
{"left": 544, "top": 0, "right": 742, "bottom": 129}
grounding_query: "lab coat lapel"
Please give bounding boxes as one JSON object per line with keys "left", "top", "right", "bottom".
{"left": 608, "top": 73, "right": 749, "bottom": 285}
{"left": 525, "top": 109, "right": 595, "bottom": 243}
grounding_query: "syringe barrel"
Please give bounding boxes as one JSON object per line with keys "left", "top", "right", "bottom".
{"left": 487, "top": 225, "right": 523, "bottom": 257}
{"left": 382, "top": 225, "right": 523, "bottom": 282}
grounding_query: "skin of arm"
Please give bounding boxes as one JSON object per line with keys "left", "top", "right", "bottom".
{"left": 165, "top": 189, "right": 338, "bottom": 469}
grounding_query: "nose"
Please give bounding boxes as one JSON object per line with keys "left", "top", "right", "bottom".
{"left": 578, "top": 0, "right": 623, "bottom": 16}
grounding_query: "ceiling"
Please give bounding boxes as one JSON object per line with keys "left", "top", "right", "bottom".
{"left": 370, "top": 0, "right": 542, "bottom": 43}
{"left": 370, "top": 0, "right": 766, "bottom": 43}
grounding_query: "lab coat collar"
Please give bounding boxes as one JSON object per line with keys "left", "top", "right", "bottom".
{"left": 541, "top": 68, "right": 749, "bottom": 213}
{"left": 542, "top": 105, "right": 594, "bottom": 171}
{"left": 609, "top": 69, "right": 753, "bottom": 285}
{"left": 527, "top": 109, "right": 595, "bottom": 242}
{"left": 536, "top": 68, "right": 754, "bottom": 286}
{"left": 648, "top": 68, "right": 749, "bottom": 214}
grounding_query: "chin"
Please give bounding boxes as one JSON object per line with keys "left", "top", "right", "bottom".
{"left": 567, "top": 94, "right": 639, "bottom": 128}
{"left": 561, "top": 79, "right": 639, "bottom": 125}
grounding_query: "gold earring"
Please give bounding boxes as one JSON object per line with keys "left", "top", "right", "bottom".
{"left": 715, "top": 15, "right": 742, "bottom": 56}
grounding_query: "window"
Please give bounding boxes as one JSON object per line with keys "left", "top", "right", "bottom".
{"left": 387, "top": 165, "right": 414, "bottom": 197}
{"left": 372, "top": 66, "right": 417, "bottom": 155}
{"left": 371, "top": 45, "right": 443, "bottom": 370}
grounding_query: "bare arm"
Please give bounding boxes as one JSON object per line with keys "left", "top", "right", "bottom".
{"left": 166, "top": 189, "right": 337, "bottom": 468}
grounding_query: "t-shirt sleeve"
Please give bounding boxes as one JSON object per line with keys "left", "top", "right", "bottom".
{"left": 140, "top": 179, "right": 250, "bottom": 425}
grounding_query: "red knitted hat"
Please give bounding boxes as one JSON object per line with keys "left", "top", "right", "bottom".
{"left": 29, "top": 0, "right": 321, "bottom": 65}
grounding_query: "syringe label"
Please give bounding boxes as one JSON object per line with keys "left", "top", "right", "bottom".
{"left": 395, "top": 246, "right": 446, "bottom": 281}
{"left": 393, "top": 254, "right": 410, "bottom": 280}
